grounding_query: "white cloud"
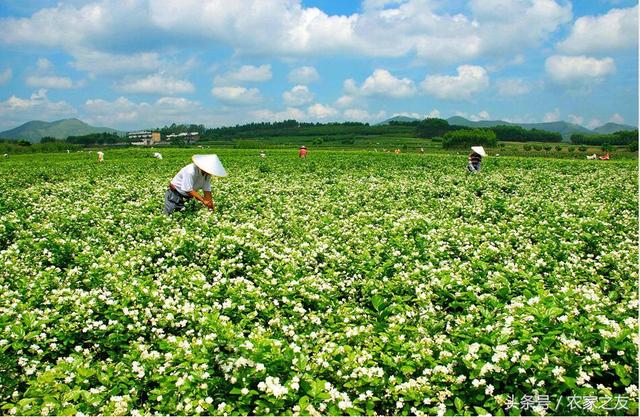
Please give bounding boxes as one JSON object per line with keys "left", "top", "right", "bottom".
{"left": 345, "top": 69, "right": 416, "bottom": 98}
{"left": 545, "top": 55, "right": 616, "bottom": 86}
{"left": 343, "top": 108, "right": 386, "bottom": 122}
{"left": 83, "top": 95, "right": 204, "bottom": 128}
{"left": 587, "top": 118, "right": 602, "bottom": 129}
{"left": 456, "top": 110, "right": 491, "bottom": 122}
{"left": 0, "top": 0, "right": 573, "bottom": 66}
{"left": 283, "top": 85, "right": 314, "bottom": 106}
{"left": 0, "top": 89, "right": 76, "bottom": 129}
{"left": 211, "top": 86, "right": 262, "bottom": 105}
{"left": 251, "top": 107, "right": 306, "bottom": 122}
{"left": 568, "top": 114, "right": 584, "bottom": 125}
{"left": 422, "top": 65, "right": 489, "bottom": 100}
{"left": 426, "top": 109, "right": 441, "bottom": 119}
{"left": 557, "top": 6, "right": 638, "bottom": 54}
{"left": 25, "top": 57, "right": 83, "bottom": 89}
{"left": 543, "top": 108, "right": 561, "bottom": 122}
{"left": 0, "top": 68, "right": 13, "bottom": 85}
{"left": 335, "top": 95, "right": 355, "bottom": 108}
{"left": 36, "top": 58, "right": 53, "bottom": 71}
{"left": 609, "top": 113, "right": 625, "bottom": 124}
{"left": 307, "top": 103, "right": 338, "bottom": 119}
{"left": 288, "top": 66, "right": 319, "bottom": 84}
{"left": 214, "top": 64, "right": 272, "bottom": 85}
{"left": 70, "top": 49, "right": 167, "bottom": 76}
{"left": 496, "top": 78, "right": 531, "bottom": 96}
{"left": 25, "top": 75, "right": 75, "bottom": 89}
{"left": 115, "top": 73, "right": 194, "bottom": 95}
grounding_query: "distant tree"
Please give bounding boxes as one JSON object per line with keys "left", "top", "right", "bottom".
{"left": 442, "top": 129, "right": 497, "bottom": 148}
{"left": 16, "top": 140, "right": 31, "bottom": 146}
{"left": 416, "top": 118, "right": 451, "bottom": 138}
{"left": 40, "top": 136, "right": 57, "bottom": 143}
{"left": 571, "top": 130, "right": 637, "bottom": 146}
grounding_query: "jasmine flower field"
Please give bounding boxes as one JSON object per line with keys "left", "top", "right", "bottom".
{"left": 0, "top": 149, "right": 637, "bottom": 416}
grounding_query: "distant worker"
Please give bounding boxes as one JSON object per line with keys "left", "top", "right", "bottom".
{"left": 299, "top": 146, "right": 307, "bottom": 158}
{"left": 259, "top": 152, "right": 266, "bottom": 158}
{"left": 153, "top": 152, "right": 163, "bottom": 160}
{"left": 97, "top": 151, "right": 104, "bottom": 162}
{"left": 467, "top": 146, "right": 486, "bottom": 173}
{"left": 420, "top": 147, "right": 424, "bottom": 153}
{"left": 165, "top": 154, "right": 227, "bottom": 215}
{"left": 394, "top": 148, "right": 401, "bottom": 155}
{"left": 586, "top": 154, "right": 597, "bottom": 160}
{"left": 598, "top": 152, "right": 610, "bottom": 160}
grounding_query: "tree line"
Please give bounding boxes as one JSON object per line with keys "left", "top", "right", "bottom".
{"left": 415, "top": 119, "right": 562, "bottom": 143}
{"left": 570, "top": 130, "right": 637, "bottom": 146}
{"left": 2, "top": 118, "right": 635, "bottom": 147}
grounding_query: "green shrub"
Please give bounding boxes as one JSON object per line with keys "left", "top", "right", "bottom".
{"left": 442, "top": 129, "right": 497, "bottom": 148}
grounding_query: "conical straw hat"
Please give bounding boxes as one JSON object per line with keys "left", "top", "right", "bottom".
{"left": 471, "top": 146, "right": 487, "bottom": 157}
{"left": 192, "top": 154, "right": 227, "bottom": 177}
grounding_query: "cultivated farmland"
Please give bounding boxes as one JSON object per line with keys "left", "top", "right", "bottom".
{"left": 0, "top": 149, "right": 637, "bottom": 415}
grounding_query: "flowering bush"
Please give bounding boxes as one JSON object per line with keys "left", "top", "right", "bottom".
{"left": 0, "top": 149, "right": 637, "bottom": 416}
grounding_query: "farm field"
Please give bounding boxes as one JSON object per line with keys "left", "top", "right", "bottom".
{"left": 0, "top": 148, "right": 638, "bottom": 416}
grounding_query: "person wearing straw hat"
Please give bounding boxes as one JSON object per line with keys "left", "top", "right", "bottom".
{"left": 467, "top": 146, "right": 486, "bottom": 173}
{"left": 165, "top": 154, "right": 227, "bottom": 214}
{"left": 299, "top": 146, "right": 308, "bottom": 158}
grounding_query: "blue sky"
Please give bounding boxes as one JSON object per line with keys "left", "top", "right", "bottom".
{"left": 0, "top": 0, "right": 637, "bottom": 131}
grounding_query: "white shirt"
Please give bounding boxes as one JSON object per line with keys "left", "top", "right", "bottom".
{"left": 171, "top": 163, "right": 211, "bottom": 195}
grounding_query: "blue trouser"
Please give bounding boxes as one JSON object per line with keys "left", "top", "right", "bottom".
{"left": 467, "top": 162, "right": 481, "bottom": 173}
{"left": 164, "top": 188, "right": 189, "bottom": 214}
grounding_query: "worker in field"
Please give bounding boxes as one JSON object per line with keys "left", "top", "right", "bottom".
{"left": 299, "top": 146, "right": 308, "bottom": 158}
{"left": 97, "top": 151, "right": 104, "bottom": 162}
{"left": 165, "top": 154, "right": 227, "bottom": 215}
{"left": 467, "top": 146, "right": 486, "bottom": 173}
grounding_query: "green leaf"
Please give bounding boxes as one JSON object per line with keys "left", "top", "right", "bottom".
{"left": 454, "top": 397, "right": 464, "bottom": 412}
{"left": 371, "top": 295, "right": 385, "bottom": 312}
{"left": 474, "top": 406, "right": 489, "bottom": 415}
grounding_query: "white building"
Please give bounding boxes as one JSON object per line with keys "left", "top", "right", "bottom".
{"left": 166, "top": 132, "right": 200, "bottom": 143}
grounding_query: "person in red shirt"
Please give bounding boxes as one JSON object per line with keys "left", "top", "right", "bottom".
{"left": 299, "top": 146, "right": 308, "bottom": 158}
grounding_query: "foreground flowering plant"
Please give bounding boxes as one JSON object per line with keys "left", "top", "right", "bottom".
{"left": 0, "top": 149, "right": 637, "bottom": 416}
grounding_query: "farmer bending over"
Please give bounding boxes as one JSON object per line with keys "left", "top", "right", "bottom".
{"left": 165, "top": 154, "right": 227, "bottom": 214}
{"left": 467, "top": 146, "right": 486, "bottom": 173}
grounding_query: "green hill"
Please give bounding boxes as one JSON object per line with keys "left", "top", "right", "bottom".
{"left": 376, "top": 115, "right": 420, "bottom": 125}
{"left": 592, "top": 122, "right": 637, "bottom": 135}
{"left": 447, "top": 116, "right": 594, "bottom": 139}
{"left": 0, "top": 118, "right": 120, "bottom": 142}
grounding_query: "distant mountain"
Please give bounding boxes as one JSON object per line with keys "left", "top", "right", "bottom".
{"left": 445, "top": 116, "right": 636, "bottom": 139}
{"left": 376, "top": 115, "right": 420, "bottom": 125}
{"left": 0, "top": 118, "right": 120, "bottom": 142}
{"left": 592, "top": 122, "right": 637, "bottom": 135}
